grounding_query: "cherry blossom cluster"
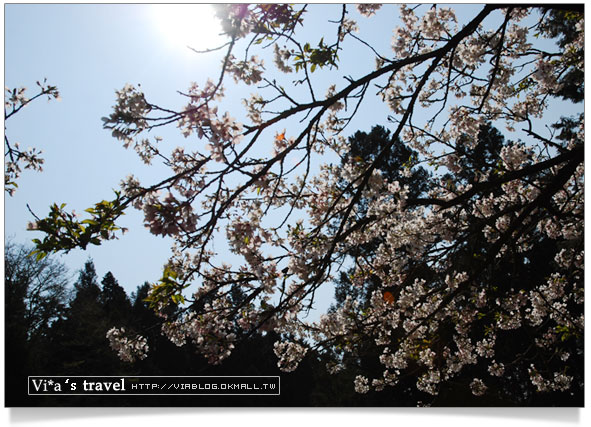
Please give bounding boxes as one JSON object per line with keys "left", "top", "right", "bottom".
{"left": 528, "top": 365, "right": 573, "bottom": 393}
{"left": 161, "top": 306, "right": 237, "bottom": 364}
{"left": 176, "top": 80, "right": 243, "bottom": 162}
{"left": 273, "top": 341, "right": 308, "bottom": 372}
{"left": 226, "top": 55, "right": 265, "bottom": 85}
{"left": 5, "top": 144, "right": 45, "bottom": 195}
{"left": 106, "top": 327, "right": 149, "bottom": 363}
{"left": 273, "top": 44, "right": 293, "bottom": 73}
{"left": 142, "top": 191, "right": 198, "bottom": 237}
{"left": 5, "top": 86, "right": 29, "bottom": 109}
{"left": 356, "top": 4, "right": 382, "bottom": 18}
{"left": 102, "top": 84, "right": 151, "bottom": 146}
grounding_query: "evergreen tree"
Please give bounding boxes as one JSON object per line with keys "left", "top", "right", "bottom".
{"left": 48, "top": 260, "right": 124, "bottom": 375}
{"left": 537, "top": 6, "right": 584, "bottom": 103}
{"left": 332, "top": 126, "right": 431, "bottom": 310}
{"left": 100, "top": 271, "right": 131, "bottom": 322}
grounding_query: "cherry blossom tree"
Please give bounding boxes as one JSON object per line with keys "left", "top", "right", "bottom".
{"left": 29, "top": 4, "right": 583, "bottom": 404}
{"left": 4, "top": 79, "right": 60, "bottom": 195}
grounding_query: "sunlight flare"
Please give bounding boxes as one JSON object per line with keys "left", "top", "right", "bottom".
{"left": 149, "top": 4, "right": 225, "bottom": 54}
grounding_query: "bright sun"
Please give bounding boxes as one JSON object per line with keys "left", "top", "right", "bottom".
{"left": 150, "top": 4, "right": 225, "bottom": 53}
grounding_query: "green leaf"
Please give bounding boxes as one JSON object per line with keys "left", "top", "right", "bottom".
{"left": 171, "top": 294, "right": 185, "bottom": 305}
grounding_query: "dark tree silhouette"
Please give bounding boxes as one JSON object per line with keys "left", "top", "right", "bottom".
{"left": 4, "top": 242, "right": 71, "bottom": 406}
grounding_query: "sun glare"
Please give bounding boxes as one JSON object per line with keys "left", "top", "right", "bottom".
{"left": 150, "top": 4, "right": 226, "bottom": 54}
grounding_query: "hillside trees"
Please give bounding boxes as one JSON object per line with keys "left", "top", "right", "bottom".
{"left": 4, "top": 242, "right": 71, "bottom": 404}
{"left": 28, "top": 4, "right": 583, "bottom": 404}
